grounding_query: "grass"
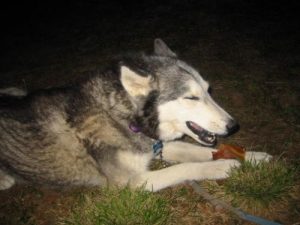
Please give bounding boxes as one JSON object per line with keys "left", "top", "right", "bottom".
{"left": 225, "top": 160, "right": 296, "bottom": 207}
{"left": 203, "top": 159, "right": 299, "bottom": 216}
{"left": 62, "top": 160, "right": 299, "bottom": 225}
{"left": 63, "top": 186, "right": 172, "bottom": 225}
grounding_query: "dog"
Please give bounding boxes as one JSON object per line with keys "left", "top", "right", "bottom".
{"left": 0, "top": 39, "right": 271, "bottom": 191}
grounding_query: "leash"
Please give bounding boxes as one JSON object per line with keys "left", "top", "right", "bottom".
{"left": 128, "top": 122, "right": 281, "bottom": 224}
{"left": 190, "top": 181, "right": 282, "bottom": 225}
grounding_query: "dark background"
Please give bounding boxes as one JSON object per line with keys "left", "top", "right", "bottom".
{"left": 0, "top": 0, "right": 299, "bottom": 89}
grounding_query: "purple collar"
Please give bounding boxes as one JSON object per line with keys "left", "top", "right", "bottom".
{"left": 129, "top": 122, "right": 163, "bottom": 158}
{"left": 129, "top": 122, "right": 142, "bottom": 133}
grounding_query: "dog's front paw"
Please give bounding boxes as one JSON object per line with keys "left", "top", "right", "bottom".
{"left": 208, "top": 159, "right": 241, "bottom": 179}
{"left": 245, "top": 151, "right": 272, "bottom": 163}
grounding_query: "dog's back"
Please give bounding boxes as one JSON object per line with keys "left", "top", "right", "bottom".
{"left": 0, "top": 88, "right": 107, "bottom": 188}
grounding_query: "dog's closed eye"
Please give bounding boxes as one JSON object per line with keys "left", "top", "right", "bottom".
{"left": 184, "top": 96, "right": 200, "bottom": 101}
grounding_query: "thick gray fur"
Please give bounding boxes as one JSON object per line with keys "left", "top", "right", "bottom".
{"left": 0, "top": 39, "right": 271, "bottom": 191}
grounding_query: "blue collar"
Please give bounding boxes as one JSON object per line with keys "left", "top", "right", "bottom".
{"left": 152, "top": 140, "right": 163, "bottom": 158}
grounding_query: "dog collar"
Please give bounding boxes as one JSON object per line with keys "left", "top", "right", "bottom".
{"left": 129, "top": 123, "right": 163, "bottom": 158}
{"left": 152, "top": 140, "right": 163, "bottom": 158}
{"left": 129, "top": 122, "right": 142, "bottom": 133}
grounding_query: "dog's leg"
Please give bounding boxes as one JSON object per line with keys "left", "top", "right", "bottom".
{"left": 245, "top": 151, "right": 272, "bottom": 162}
{"left": 0, "top": 170, "right": 15, "bottom": 190}
{"left": 161, "top": 141, "right": 215, "bottom": 163}
{"left": 162, "top": 141, "right": 272, "bottom": 163}
{"left": 130, "top": 159, "right": 240, "bottom": 192}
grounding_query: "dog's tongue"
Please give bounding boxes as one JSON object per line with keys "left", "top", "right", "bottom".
{"left": 188, "top": 121, "right": 204, "bottom": 132}
{"left": 186, "top": 121, "right": 216, "bottom": 145}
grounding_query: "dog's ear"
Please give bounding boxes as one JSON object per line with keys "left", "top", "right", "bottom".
{"left": 120, "top": 66, "right": 152, "bottom": 97}
{"left": 154, "top": 38, "right": 177, "bottom": 57}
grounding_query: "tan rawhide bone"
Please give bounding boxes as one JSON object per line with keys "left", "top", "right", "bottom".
{"left": 212, "top": 144, "right": 246, "bottom": 161}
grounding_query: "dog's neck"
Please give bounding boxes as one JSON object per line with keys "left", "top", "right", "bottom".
{"left": 73, "top": 73, "right": 159, "bottom": 140}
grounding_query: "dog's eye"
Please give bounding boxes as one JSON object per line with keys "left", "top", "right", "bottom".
{"left": 184, "top": 96, "right": 200, "bottom": 101}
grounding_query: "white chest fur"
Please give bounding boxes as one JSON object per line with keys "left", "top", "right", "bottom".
{"left": 117, "top": 151, "right": 153, "bottom": 174}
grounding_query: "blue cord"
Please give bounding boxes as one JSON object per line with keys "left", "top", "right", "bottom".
{"left": 241, "top": 211, "right": 282, "bottom": 225}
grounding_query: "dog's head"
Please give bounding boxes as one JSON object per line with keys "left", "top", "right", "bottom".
{"left": 120, "top": 39, "right": 239, "bottom": 146}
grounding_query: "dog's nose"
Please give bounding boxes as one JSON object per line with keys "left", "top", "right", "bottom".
{"left": 226, "top": 119, "right": 239, "bottom": 135}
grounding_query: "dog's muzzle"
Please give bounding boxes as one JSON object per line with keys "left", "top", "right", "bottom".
{"left": 186, "top": 121, "right": 217, "bottom": 145}
{"left": 225, "top": 119, "right": 240, "bottom": 136}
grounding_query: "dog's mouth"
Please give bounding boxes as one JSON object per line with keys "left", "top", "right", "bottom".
{"left": 186, "top": 121, "right": 217, "bottom": 146}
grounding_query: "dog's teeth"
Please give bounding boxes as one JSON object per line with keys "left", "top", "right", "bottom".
{"left": 206, "top": 134, "right": 216, "bottom": 143}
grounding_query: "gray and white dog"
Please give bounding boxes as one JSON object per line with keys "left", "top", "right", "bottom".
{"left": 0, "top": 39, "right": 271, "bottom": 191}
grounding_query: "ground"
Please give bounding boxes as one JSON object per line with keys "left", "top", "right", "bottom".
{"left": 0, "top": 1, "right": 299, "bottom": 224}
